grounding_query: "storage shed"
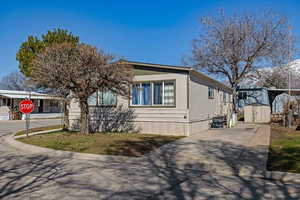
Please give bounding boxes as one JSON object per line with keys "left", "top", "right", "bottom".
{"left": 244, "top": 103, "right": 270, "bottom": 123}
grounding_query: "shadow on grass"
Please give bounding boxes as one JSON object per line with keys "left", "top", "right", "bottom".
{"left": 102, "top": 136, "right": 182, "bottom": 157}
{"left": 268, "top": 146, "right": 300, "bottom": 173}
{"left": 267, "top": 125, "right": 300, "bottom": 173}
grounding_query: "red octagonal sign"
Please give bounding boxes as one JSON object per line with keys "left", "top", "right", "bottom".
{"left": 19, "top": 100, "right": 34, "bottom": 114}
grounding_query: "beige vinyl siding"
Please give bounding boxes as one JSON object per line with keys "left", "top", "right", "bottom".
{"left": 69, "top": 72, "right": 190, "bottom": 136}
{"left": 188, "top": 73, "right": 233, "bottom": 135}
{"left": 119, "top": 73, "right": 189, "bottom": 136}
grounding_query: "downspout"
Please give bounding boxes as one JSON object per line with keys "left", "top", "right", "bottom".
{"left": 186, "top": 72, "right": 190, "bottom": 136}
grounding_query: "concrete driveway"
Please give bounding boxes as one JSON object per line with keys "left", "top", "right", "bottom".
{"left": 0, "top": 121, "right": 299, "bottom": 199}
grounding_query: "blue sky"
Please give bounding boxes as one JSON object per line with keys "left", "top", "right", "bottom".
{"left": 0, "top": 0, "right": 299, "bottom": 78}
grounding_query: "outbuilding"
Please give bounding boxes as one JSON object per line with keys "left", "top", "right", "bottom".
{"left": 244, "top": 103, "right": 271, "bottom": 123}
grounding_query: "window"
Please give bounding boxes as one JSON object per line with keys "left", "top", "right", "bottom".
{"left": 208, "top": 87, "right": 214, "bottom": 99}
{"left": 132, "top": 83, "right": 152, "bottom": 105}
{"left": 164, "top": 82, "right": 175, "bottom": 106}
{"left": 88, "top": 90, "right": 117, "bottom": 106}
{"left": 153, "top": 82, "right": 163, "bottom": 105}
{"left": 131, "top": 81, "right": 175, "bottom": 107}
{"left": 238, "top": 91, "right": 247, "bottom": 100}
{"left": 223, "top": 92, "right": 227, "bottom": 102}
{"left": 100, "top": 90, "right": 117, "bottom": 105}
{"left": 88, "top": 92, "right": 98, "bottom": 106}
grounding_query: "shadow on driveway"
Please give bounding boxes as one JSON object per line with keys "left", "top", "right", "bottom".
{"left": 1, "top": 125, "right": 300, "bottom": 199}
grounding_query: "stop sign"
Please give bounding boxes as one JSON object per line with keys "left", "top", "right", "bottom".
{"left": 19, "top": 99, "right": 35, "bottom": 114}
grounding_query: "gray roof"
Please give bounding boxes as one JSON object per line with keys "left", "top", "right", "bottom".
{"left": 0, "top": 90, "right": 61, "bottom": 100}
{"left": 122, "top": 60, "right": 233, "bottom": 93}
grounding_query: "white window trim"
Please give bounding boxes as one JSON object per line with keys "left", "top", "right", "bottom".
{"left": 130, "top": 80, "right": 175, "bottom": 107}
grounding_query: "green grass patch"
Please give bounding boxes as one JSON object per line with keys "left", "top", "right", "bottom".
{"left": 15, "top": 125, "right": 62, "bottom": 136}
{"left": 17, "top": 131, "right": 184, "bottom": 157}
{"left": 267, "top": 125, "right": 300, "bottom": 173}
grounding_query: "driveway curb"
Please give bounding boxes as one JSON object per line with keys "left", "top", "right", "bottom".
{"left": 14, "top": 128, "right": 63, "bottom": 139}
{"left": 5, "top": 131, "right": 141, "bottom": 162}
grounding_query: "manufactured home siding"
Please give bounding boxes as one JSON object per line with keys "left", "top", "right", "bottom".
{"left": 69, "top": 71, "right": 190, "bottom": 136}
{"left": 118, "top": 73, "right": 189, "bottom": 136}
{"left": 188, "top": 73, "right": 232, "bottom": 134}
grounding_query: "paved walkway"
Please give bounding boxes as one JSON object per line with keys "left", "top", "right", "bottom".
{"left": 0, "top": 121, "right": 300, "bottom": 199}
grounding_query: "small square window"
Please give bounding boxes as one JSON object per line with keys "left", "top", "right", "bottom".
{"left": 208, "top": 87, "right": 214, "bottom": 99}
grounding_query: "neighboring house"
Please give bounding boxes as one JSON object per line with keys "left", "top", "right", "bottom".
{"left": 0, "top": 90, "right": 62, "bottom": 120}
{"left": 236, "top": 87, "right": 270, "bottom": 109}
{"left": 69, "top": 61, "right": 233, "bottom": 136}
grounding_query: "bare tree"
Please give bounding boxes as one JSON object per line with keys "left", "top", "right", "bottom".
{"left": 0, "top": 71, "right": 30, "bottom": 90}
{"left": 256, "top": 67, "right": 289, "bottom": 89}
{"left": 32, "top": 43, "right": 133, "bottom": 134}
{"left": 253, "top": 59, "right": 300, "bottom": 89}
{"left": 190, "top": 11, "right": 294, "bottom": 111}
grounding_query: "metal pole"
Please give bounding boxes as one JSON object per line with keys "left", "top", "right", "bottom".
{"left": 288, "top": 26, "right": 292, "bottom": 128}
{"left": 26, "top": 114, "right": 29, "bottom": 137}
{"left": 25, "top": 90, "right": 32, "bottom": 137}
{"left": 61, "top": 101, "right": 64, "bottom": 129}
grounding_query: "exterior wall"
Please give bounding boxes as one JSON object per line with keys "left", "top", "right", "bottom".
{"left": 69, "top": 72, "right": 190, "bottom": 136}
{"left": 122, "top": 72, "right": 189, "bottom": 135}
{"left": 188, "top": 73, "right": 233, "bottom": 134}
{"left": 189, "top": 120, "right": 210, "bottom": 135}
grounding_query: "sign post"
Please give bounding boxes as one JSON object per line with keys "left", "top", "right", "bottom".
{"left": 19, "top": 99, "right": 35, "bottom": 137}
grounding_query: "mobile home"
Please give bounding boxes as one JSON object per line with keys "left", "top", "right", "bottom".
{"left": 69, "top": 61, "right": 233, "bottom": 136}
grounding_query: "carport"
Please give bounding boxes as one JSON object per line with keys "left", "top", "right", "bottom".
{"left": 0, "top": 90, "right": 63, "bottom": 120}
{"left": 267, "top": 88, "right": 300, "bottom": 113}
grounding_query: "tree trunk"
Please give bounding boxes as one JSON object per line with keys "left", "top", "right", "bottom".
{"left": 63, "top": 100, "right": 69, "bottom": 130}
{"left": 79, "top": 98, "right": 89, "bottom": 134}
{"left": 232, "top": 87, "right": 238, "bottom": 113}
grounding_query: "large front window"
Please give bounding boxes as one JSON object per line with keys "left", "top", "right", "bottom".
{"left": 88, "top": 90, "right": 117, "bottom": 106}
{"left": 131, "top": 81, "right": 175, "bottom": 107}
